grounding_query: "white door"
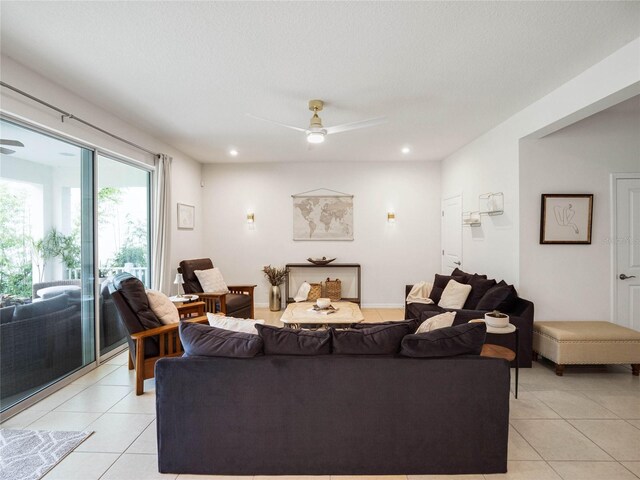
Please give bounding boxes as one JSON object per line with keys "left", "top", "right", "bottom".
{"left": 615, "top": 177, "right": 640, "bottom": 331}
{"left": 441, "top": 195, "right": 462, "bottom": 273}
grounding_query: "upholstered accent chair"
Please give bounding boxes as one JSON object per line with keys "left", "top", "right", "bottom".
{"left": 178, "top": 258, "right": 256, "bottom": 319}
{"left": 109, "top": 272, "right": 207, "bottom": 395}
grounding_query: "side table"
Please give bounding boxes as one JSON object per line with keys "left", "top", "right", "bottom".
{"left": 471, "top": 320, "right": 519, "bottom": 399}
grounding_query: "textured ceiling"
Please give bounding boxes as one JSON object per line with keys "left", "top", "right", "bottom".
{"left": 1, "top": 1, "right": 639, "bottom": 163}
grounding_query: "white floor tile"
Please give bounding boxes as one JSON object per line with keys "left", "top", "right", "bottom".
{"left": 0, "top": 408, "right": 48, "bottom": 428}
{"left": 109, "top": 390, "right": 156, "bottom": 414}
{"left": 28, "top": 384, "right": 89, "bottom": 411}
{"left": 55, "top": 385, "right": 132, "bottom": 413}
{"left": 177, "top": 476, "right": 253, "bottom": 480}
{"left": 43, "top": 451, "right": 119, "bottom": 479}
{"left": 105, "top": 350, "right": 130, "bottom": 366}
{"left": 484, "top": 461, "right": 561, "bottom": 479}
{"left": 376, "top": 309, "right": 405, "bottom": 321}
{"left": 101, "top": 453, "right": 177, "bottom": 479}
{"left": 71, "top": 363, "right": 121, "bottom": 385}
{"left": 532, "top": 391, "right": 618, "bottom": 419}
{"left": 127, "top": 420, "right": 157, "bottom": 454}
{"left": 627, "top": 419, "right": 640, "bottom": 430}
{"left": 547, "top": 461, "right": 638, "bottom": 480}
{"left": 582, "top": 391, "right": 640, "bottom": 419}
{"left": 510, "top": 420, "right": 612, "bottom": 461}
{"left": 27, "top": 410, "right": 102, "bottom": 431}
{"left": 621, "top": 462, "right": 640, "bottom": 477}
{"left": 508, "top": 426, "right": 542, "bottom": 461}
{"left": 408, "top": 475, "right": 484, "bottom": 479}
{"left": 96, "top": 365, "right": 136, "bottom": 386}
{"left": 77, "top": 413, "right": 154, "bottom": 453}
{"left": 569, "top": 419, "right": 640, "bottom": 461}
{"left": 508, "top": 393, "right": 560, "bottom": 419}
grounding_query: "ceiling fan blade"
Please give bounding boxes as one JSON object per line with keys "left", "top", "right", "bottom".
{"left": 246, "top": 113, "right": 307, "bottom": 132}
{"left": 325, "top": 116, "right": 387, "bottom": 135}
{"left": 0, "top": 147, "right": 16, "bottom": 155}
{"left": 0, "top": 139, "right": 25, "bottom": 147}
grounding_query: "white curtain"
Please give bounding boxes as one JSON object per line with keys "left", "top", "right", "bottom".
{"left": 152, "top": 153, "right": 172, "bottom": 292}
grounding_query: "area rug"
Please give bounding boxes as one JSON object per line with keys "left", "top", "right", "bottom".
{"left": 0, "top": 428, "right": 93, "bottom": 480}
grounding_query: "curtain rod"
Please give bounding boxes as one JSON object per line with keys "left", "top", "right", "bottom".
{"left": 0, "top": 81, "right": 160, "bottom": 158}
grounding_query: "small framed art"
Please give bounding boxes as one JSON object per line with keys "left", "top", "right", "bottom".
{"left": 177, "top": 203, "right": 195, "bottom": 230}
{"left": 540, "top": 194, "right": 593, "bottom": 244}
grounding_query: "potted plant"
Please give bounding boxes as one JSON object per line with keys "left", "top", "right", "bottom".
{"left": 262, "top": 265, "right": 288, "bottom": 312}
{"left": 485, "top": 310, "right": 510, "bottom": 328}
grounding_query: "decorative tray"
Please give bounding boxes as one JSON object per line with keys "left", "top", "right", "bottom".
{"left": 306, "top": 257, "right": 336, "bottom": 266}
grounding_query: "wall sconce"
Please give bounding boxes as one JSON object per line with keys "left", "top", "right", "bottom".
{"left": 247, "top": 211, "right": 255, "bottom": 229}
{"left": 387, "top": 211, "right": 396, "bottom": 223}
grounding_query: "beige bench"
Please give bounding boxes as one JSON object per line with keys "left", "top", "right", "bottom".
{"left": 533, "top": 321, "right": 640, "bottom": 376}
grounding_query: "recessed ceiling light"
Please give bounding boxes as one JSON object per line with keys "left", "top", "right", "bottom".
{"left": 401, "top": 147, "right": 411, "bottom": 154}
{"left": 229, "top": 149, "right": 239, "bottom": 157}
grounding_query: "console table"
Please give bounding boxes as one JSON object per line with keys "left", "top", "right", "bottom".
{"left": 284, "top": 263, "right": 361, "bottom": 305}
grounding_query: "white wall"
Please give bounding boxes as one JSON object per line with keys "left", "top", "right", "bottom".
{"left": 201, "top": 161, "right": 441, "bottom": 307}
{"left": 0, "top": 55, "right": 205, "bottom": 292}
{"left": 441, "top": 38, "right": 640, "bottom": 287}
{"left": 519, "top": 96, "right": 640, "bottom": 320}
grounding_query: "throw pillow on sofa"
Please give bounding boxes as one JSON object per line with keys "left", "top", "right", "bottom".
{"left": 415, "top": 311, "right": 456, "bottom": 334}
{"left": 13, "top": 294, "right": 69, "bottom": 321}
{"left": 207, "top": 313, "right": 265, "bottom": 334}
{"left": 179, "top": 321, "right": 263, "bottom": 358}
{"left": 256, "top": 324, "right": 331, "bottom": 355}
{"left": 332, "top": 323, "right": 412, "bottom": 355}
{"left": 476, "top": 281, "right": 518, "bottom": 312}
{"left": 146, "top": 289, "right": 180, "bottom": 325}
{"left": 400, "top": 322, "right": 486, "bottom": 358}
{"left": 438, "top": 280, "right": 472, "bottom": 309}
{"left": 463, "top": 274, "right": 497, "bottom": 310}
{"left": 428, "top": 273, "right": 468, "bottom": 304}
{"left": 194, "top": 267, "right": 229, "bottom": 293}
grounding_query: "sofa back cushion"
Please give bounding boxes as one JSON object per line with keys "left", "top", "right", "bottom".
{"left": 350, "top": 318, "right": 421, "bottom": 332}
{"left": 400, "top": 322, "right": 486, "bottom": 358}
{"left": 256, "top": 324, "right": 331, "bottom": 355}
{"left": 463, "top": 274, "right": 497, "bottom": 310}
{"left": 180, "top": 322, "right": 263, "bottom": 358}
{"left": 13, "top": 294, "right": 69, "bottom": 321}
{"left": 112, "top": 273, "right": 162, "bottom": 331}
{"left": 476, "top": 281, "right": 518, "bottom": 312}
{"left": 332, "top": 323, "right": 412, "bottom": 355}
{"left": 429, "top": 274, "right": 467, "bottom": 304}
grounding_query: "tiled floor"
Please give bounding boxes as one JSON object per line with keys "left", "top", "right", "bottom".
{"left": 2, "top": 307, "right": 639, "bottom": 479}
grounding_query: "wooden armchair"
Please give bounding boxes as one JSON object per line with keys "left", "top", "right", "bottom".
{"left": 109, "top": 273, "right": 208, "bottom": 395}
{"left": 178, "top": 258, "right": 255, "bottom": 318}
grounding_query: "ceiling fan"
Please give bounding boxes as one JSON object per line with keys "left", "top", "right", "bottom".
{"left": 0, "top": 139, "right": 25, "bottom": 155}
{"left": 248, "top": 100, "right": 386, "bottom": 144}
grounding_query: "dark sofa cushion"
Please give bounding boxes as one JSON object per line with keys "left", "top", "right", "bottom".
{"left": 179, "top": 322, "right": 263, "bottom": 358}
{"left": 13, "top": 294, "right": 69, "bottom": 321}
{"left": 476, "top": 281, "right": 518, "bottom": 312}
{"left": 400, "top": 322, "right": 486, "bottom": 358}
{"left": 256, "top": 324, "right": 331, "bottom": 355}
{"left": 113, "top": 272, "right": 162, "bottom": 330}
{"left": 429, "top": 274, "right": 467, "bottom": 304}
{"left": 332, "top": 323, "right": 412, "bottom": 355}
{"left": 0, "top": 305, "right": 15, "bottom": 325}
{"left": 350, "top": 318, "right": 420, "bottom": 332}
{"left": 463, "top": 274, "right": 497, "bottom": 310}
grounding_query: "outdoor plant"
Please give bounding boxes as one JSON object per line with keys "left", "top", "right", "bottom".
{"left": 262, "top": 265, "right": 288, "bottom": 286}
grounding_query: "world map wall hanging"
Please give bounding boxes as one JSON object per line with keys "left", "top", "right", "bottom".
{"left": 292, "top": 188, "right": 354, "bottom": 241}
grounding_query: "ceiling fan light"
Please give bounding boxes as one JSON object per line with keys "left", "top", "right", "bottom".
{"left": 306, "top": 131, "right": 325, "bottom": 144}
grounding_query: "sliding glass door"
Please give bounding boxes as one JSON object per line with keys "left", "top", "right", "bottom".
{"left": 97, "top": 154, "right": 151, "bottom": 355}
{"left": 0, "top": 118, "right": 95, "bottom": 411}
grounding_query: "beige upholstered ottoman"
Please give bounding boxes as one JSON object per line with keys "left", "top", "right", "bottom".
{"left": 533, "top": 321, "right": 640, "bottom": 376}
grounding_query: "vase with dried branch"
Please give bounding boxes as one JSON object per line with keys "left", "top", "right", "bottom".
{"left": 262, "top": 265, "right": 288, "bottom": 311}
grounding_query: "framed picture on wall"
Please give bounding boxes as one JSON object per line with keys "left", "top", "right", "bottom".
{"left": 177, "top": 203, "right": 195, "bottom": 230}
{"left": 540, "top": 194, "right": 593, "bottom": 244}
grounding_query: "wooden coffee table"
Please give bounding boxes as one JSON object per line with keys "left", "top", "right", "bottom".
{"left": 281, "top": 301, "right": 364, "bottom": 329}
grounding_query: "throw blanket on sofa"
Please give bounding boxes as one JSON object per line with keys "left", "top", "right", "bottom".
{"left": 406, "top": 281, "right": 434, "bottom": 305}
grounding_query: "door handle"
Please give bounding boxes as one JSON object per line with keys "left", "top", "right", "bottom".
{"left": 619, "top": 274, "right": 637, "bottom": 280}
{"left": 453, "top": 261, "right": 461, "bottom": 266}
